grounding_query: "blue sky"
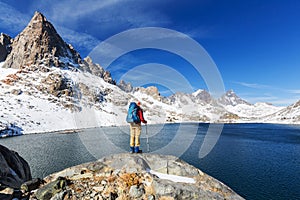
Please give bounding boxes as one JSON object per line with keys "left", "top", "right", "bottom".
{"left": 0, "top": 0, "right": 300, "bottom": 106}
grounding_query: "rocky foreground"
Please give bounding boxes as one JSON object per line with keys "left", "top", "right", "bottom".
{"left": 30, "top": 154, "right": 243, "bottom": 200}
{"left": 0, "top": 144, "right": 244, "bottom": 199}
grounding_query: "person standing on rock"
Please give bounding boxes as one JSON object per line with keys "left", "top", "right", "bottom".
{"left": 126, "top": 101, "right": 147, "bottom": 153}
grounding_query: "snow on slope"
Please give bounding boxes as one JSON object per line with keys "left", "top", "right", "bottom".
{"left": 262, "top": 101, "right": 300, "bottom": 124}
{"left": 0, "top": 66, "right": 18, "bottom": 79}
{"left": 0, "top": 66, "right": 114, "bottom": 133}
{"left": 192, "top": 89, "right": 204, "bottom": 97}
{"left": 0, "top": 65, "right": 167, "bottom": 134}
{"left": 225, "top": 102, "right": 284, "bottom": 119}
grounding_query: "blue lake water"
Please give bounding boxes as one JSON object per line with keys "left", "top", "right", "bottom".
{"left": 0, "top": 123, "right": 299, "bottom": 200}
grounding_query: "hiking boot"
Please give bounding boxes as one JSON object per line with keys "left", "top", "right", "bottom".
{"left": 130, "top": 146, "right": 134, "bottom": 154}
{"left": 134, "top": 146, "right": 139, "bottom": 153}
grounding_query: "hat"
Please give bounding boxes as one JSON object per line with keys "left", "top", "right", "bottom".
{"left": 137, "top": 101, "right": 141, "bottom": 106}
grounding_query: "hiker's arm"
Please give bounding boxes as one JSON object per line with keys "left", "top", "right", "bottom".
{"left": 138, "top": 109, "right": 147, "bottom": 123}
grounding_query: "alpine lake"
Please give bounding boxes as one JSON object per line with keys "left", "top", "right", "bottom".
{"left": 0, "top": 123, "right": 299, "bottom": 200}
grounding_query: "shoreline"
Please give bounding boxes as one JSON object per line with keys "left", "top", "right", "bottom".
{"left": 11, "top": 121, "right": 300, "bottom": 136}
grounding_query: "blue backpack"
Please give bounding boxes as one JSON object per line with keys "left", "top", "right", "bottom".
{"left": 126, "top": 102, "right": 140, "bottom": 123}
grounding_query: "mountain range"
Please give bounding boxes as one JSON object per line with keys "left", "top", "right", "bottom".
{"left": 0, "top": 12, "right": 299, "bottom": 134}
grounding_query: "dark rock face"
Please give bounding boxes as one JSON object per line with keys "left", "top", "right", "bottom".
{"left": 3, "top": 11, "right": 81, "bottom": 70}
{"left": 0, "top": 145, "right": 32, "bottom": 190}
{"left": 0, "top": 33, "right": 12, "bottom": 62}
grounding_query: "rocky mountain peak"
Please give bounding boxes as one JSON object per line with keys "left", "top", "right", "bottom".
{"left": 192, "top": 89, "right": 213, "bottom": 104}
{"left": 3, "top": 11, "right": 81, "bottom": 70}
{"left": 218, "top": 89, "right": 251, "bottom": 106}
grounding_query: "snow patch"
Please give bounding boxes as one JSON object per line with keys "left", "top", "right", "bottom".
{"left": 192, "top": 89, "right": 204, "bottom": 97}
{"left": 0, "top": 67, "right": 19, "bottom": 79}
{"left": 147, "top": 169, "right": 196, "bottom": 184}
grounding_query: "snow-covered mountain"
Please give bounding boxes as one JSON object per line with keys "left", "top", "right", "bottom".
{"left": 262, "top": 100, "right": 300, "bottom": 123}
{"left": 0, "top": 12, "right": 299, "bottom": 134}
{"left": 218, "top": 89, "right": 250, "bottom": 106}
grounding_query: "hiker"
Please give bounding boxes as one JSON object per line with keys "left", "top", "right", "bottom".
{"left": 126, "top": 101, "right": 147, "bottom": 153}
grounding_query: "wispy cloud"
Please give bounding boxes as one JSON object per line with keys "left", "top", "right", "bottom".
{"left": 233, "top": 81, "right": 270, "bottom": 89}
{"left": 239, "top": 92, "right": 300, "bottom": 106}
{"left": 55, "top": 26, "right": 100, "bottom": 54}
{"left": 269, "top": 98, "right": 299, "bottom": 106}
{"left": 0, "top": 2, "right": 30, "bottom": 34}
{"left": 35, "top": 0, "right": 171, "bottom": 30}
{"left": 46, "top": 0, "right": 123, "bottom": 22}
{"left": 287, "top": 89, "right": 300, "bottom": 94}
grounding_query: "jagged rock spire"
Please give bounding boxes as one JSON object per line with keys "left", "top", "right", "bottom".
{"left": 3, "top": 11, "right": 81, "bottom": 69}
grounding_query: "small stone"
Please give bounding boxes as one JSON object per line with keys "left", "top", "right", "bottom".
{"left": 11, "top": 89, "right": 22, "bottom": 95}
{"left": 129, "top": 185, "right": 145, "bottom": 199}
{"left": 70, "top": 173, "right": 93, "bottom": 180}
{"left": 50, "top": 190, "right": 66, "bottom": 200}
{"left": 109, "top": 192, "right": 118, "bottom": 200}
{"left": 93, "top": 186, "right": 104, "bottom": 193}
{"left": 21, "top": 178, "right": 43, "bottom": 192}
{"left": 0, "top": 187, "right": 14, "bottom": 195}
{"left": 90, "top": 191, "right": 97, "bottom": 198}
{"left": 148, "top": 194, "right": 155, "bottom": 200}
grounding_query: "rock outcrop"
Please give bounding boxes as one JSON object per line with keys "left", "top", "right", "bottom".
{"left": 0, "top": 33, "right": 12, "bottom": 62}
{"left": 136, "top": 86, "right": 161, "bottom": 101}
{"left": 0, "top": 145, "right": 32, "bottom": 199}
{"left": 118, "top": 80, "right": 133, "bottom": 92}
{"left": 81, "top": 56, "right": 115, "bottom": 84}
{"left": 3, "top": 11, "right": 81, "bottom": 70}
{"left": 30, "top": 154, "right": 244, "bottom": 200}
